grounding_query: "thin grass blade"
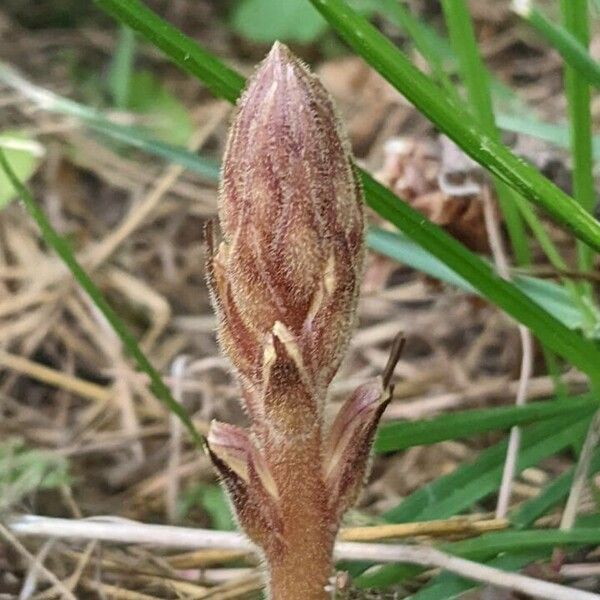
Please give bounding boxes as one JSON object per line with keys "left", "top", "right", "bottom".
{"left": 375, "top": 395, "right": 597, "bottom": 453}
{"left": 514, "top": 1, "right": 600, "bottom": 89}
{"left": 0, "top": 150, "right": 204, "bottom": 449}
{"left": 309, "top": 0, "right": 600, "bottom": 254}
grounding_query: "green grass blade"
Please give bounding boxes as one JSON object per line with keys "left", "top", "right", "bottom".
{"left": 309, "top": 0, "right": 600, "bottom": 254}
{"left": 108, "top": 25, "right": 136, "bottom": 108}
{"left": 379, "top": 0, "right": 453, "bottom": 67}
{"left": 363, "top": 176, "right": 600, "bottom": 376}
{"left": 510, "top": 447, "right": 600, "bottom": 529}
{"left": 368, "top": 226, "right": 597, "bottom": 332}
{"left": 355, "top": 414, "right": 591, "bottom": 586}
{"left": 498, "top": 113, "right": 572, "bottom": 148}
{"left": 358, "top": 520, "right": 600, "bottom": 589}
{"left": 425, "top": 0, "right": 579, "bottom": 299}
{"left": 497, "top": 111, "right": 600, "bottom": 160}
{"left": 87, "top": 118, "right": 220, "bottom": 181}
{"left": 86, "top": 118, "right": 221, "bottom": 181}
{"left": 515, "top": 1, "right": 600, "bottom": 89}
{"left": 360, "top": 522, "right": 600, "bottom": 592}
{"left": 403, "top": 552, "right": 545, "bottom": 599}
{"left": 95, "top": 0, "right": 245, "bottom": 103}
{"left": 0, "top": 150, "right": 204, "bottom": 450}
{"left": 405, "top": 516, "right": 600, "bottom": 598}
{"left": 440, "top": 0, "right": 495, "bottom": 127}
{"left": 377, "top": 0, "right": 531, "bottom": 117}
{"left": 406, "top": 516, "right": 600, "bottom": 599}
{"left": 383, "top": 413, "right": 590, "bottom": 523}
{"left": 560, "top": 0, "right": 596, "bottom": 277}
{"left": 444, "top": 523, "right": 600, "bottom": 561}
{"left": 375, "top": 395, "right": 597, "bottom": 453}
{"left": 377, "top": 0, "right": 458, "bottom": 101}
{"left": 442, "top": 0, "right": 529, "bottom": 265}
{"left": 0, "top": 64, "right": 221, "bottom": 183}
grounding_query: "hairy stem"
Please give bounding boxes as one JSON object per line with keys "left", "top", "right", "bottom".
{"left": 264, "top": 431, "right": 333, "bottom": 599}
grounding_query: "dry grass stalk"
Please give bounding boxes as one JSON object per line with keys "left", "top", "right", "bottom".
{"left": 0, "top": 522, "right": 77, "bottom": 600}
{"left": 9, "top": 515, "right": 596, "bottom": 600}
{"left": 339, "top": 517, "right": 508, "bottom": 541}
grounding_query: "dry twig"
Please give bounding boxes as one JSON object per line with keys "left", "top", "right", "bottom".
{"left": 7, "top": 515, "right": 598, "bottom": 600}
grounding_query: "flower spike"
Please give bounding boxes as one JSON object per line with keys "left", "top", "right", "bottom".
{"left": 205, "top": 42, "right": 398, "bottom": 600}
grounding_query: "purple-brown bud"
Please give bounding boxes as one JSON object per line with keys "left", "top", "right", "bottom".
{"left": 207, "top": 421, "right": 282, "bottom": 548}
{"left": 208, "top": 41, "right": 364, "bottom": 405}
{"left": 324, "top": 377, "right": 390, "bottom": 520}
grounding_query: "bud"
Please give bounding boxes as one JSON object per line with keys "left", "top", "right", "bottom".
{"left": 208, "top": 41, "right": 365, "bottom": 404}
{"left": 207, "top": 420, "right": 278, "bottom": 500}
{"left": 207, "top": 421, "right": 282, "bottom": 548}
{"left": 323, "top": 378, "right": 390, "bottom": 520}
